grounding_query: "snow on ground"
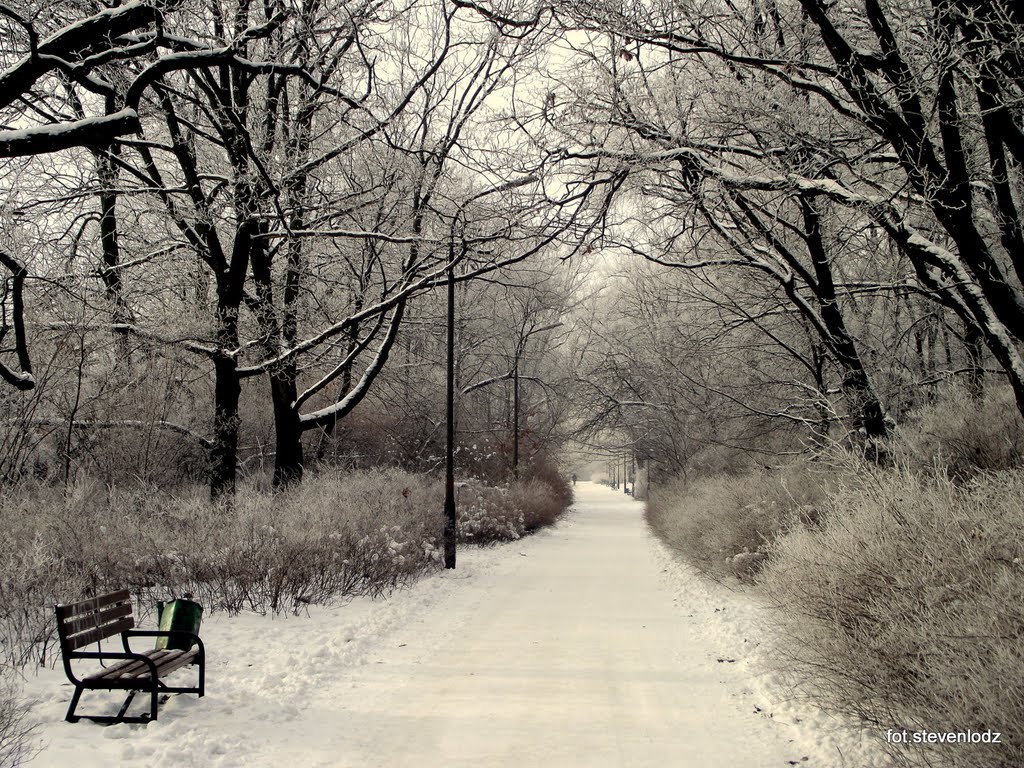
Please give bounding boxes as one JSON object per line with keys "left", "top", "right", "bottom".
{"left": 645, "top": 521, "right": 892, "bottom": 768}
{"left": 19, "top": 483, "right": 891, "bottom": 767}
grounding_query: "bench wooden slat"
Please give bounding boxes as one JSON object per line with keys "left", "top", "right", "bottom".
{"left": 141, "top": 648, "right": 199, "bottom": 678}
{"left": 63, "top": 617, "right": 135, "bottom": 652}
{"left": 89, "top": 649, "right": 174, "bottom": 680}
{"left": 59, "top": 602, "right": 133, "bottom": 636}
{"left": 151, "top": 649, "right": 199, "bottom": 676}
{"left": 91, "top": 651, "right": 179, "bottom": 679}
{"left": 86, "top": 648, "right": 199, "bottom": 683}
{"left": 55, "top": 589, "right": 131, "bottom": 621}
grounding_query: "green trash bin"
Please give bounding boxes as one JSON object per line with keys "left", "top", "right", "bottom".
{"left": 155, "top": 598, "right": 203, "bottom": 651}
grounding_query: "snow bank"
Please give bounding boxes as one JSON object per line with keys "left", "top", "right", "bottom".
{"left": 649, "top": 535, "right": 892, "bottom": 767}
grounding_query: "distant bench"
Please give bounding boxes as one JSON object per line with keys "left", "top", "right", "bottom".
{"left": 55, "top": 589, "right": 205, "bottom": 724}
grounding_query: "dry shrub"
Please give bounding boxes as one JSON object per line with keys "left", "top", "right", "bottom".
{"left": 456, "top": 473, "right": 571, "bottom": 545}
{"left": 896, "top": 384, "right": 1024, "bottom": 479}
{"left": 0, "top": 484, "right": 82, "bottom": 669}
{"left": 173, "top": 469, "right": 446, "bottom": 614}
{"left": 0, "top": 466, "right": 571, "bottom": 671}
{"left": 645, "top": 464, "right": 830, "bottom": 582}
{"left": 457, "top": 483, "right": 524, "bottom": 544}
{"left": 760, "top": 465, "right": 1024, "bottom": 768}
{"left": 511, "top": 479, "right": 566, "bottom": 532}
{"left": 0, "top": 671, "right": 37, "bottom": 768}
{"left": 81, "top": 427, "right": 210, "bottom": 487}
{"left": 519, "top": 456, "right": 574, "bottom": 511}
{"left": 0, "top": 470, "right": 444, "bottom": 667}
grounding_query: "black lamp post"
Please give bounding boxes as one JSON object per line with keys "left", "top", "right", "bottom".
{"left": 443, "top": 254, "right": 457, "bottom": 569}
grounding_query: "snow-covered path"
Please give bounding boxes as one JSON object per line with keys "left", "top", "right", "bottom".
{"left": 312, "top": 482, "right": 804, "bottom": 768}
{"left": 25, "top": 483, "right": 887, "bottom": 767}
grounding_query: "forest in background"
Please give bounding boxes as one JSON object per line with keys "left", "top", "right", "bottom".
{"left": 2, "top": 0, "right": 1023, "bottom": 765}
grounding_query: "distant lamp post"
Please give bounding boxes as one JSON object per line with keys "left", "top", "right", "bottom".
{"left": 512, "top": 359, "right": 520, "bottom": 480}
{"left": 443, "top": 258, "right": 457, "bottom": 569}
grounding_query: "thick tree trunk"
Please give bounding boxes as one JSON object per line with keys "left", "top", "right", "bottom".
{"left": 95, "top": 148, "right": 134, "bottom": 363}
{"left": 208, "top": 217, "right": 253, "bottom": 499}
{"left": 250, "top": 236, "right": 305, "bottom": 487}
{"left": 801, "top": 196, "right": 889, "bottom": 440}
{"left": 270, "top": 364, "right": 303, "bottom": 486}
{"left": 267, "top": 80, "right": 313, "bottom": 485}
{"left": 210, "top": 355, "right": 241, "bottom": 499}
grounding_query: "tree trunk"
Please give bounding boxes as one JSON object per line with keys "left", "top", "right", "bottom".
{"left": 443, "top": 266, "right": 457, "bottom": 569}
{"left": 800, "top": 196, "right": 889, "bottom": 440}
{"left": 512, "top": 359, "right": 520, "bottom": 479}
{"left": 270, "top": 364, "right": 303, "bottom": 486}
{"left": 210, "top": 355, "right": 241, "bottom": 499}
{"left": 95, "top": 147, "right": 134, "bottom": 363}
{"left": 208, "top": 218, "right": 253, "bottom": 499}
{"left": 250, "top": 235, "right": 305, "bottom": 488}
{"left": 964, "top": 321, "right": 985, "bottom": 399}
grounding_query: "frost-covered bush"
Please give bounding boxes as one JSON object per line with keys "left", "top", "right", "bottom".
{"left": 173, "top": 469, "right": 446, "bottom": 613}
{"left": 760, "top": 465, "right": 1024, "bottom": 768}
{"left": 0, "top": 671, "right": 37, "bottom": 768}
{"left": 510, "top": 479, "right": 567, "bottom": 533}
{"left": 645, "top": 464, "right": 830, "bottom": 582}
{"left": 518, "top": 456, "right": 574, "bottom": 513}
{"left": 895, "top": 384, "right": 1024, "bottom": 479}
{"left": 455, "top": 473, "right": 572, "bottom": 545}
{"left": 457, "top": 483, "right": 524, "bottom": 544}
{"left": 0, "top": 470, "right": 444, "bottom": 666}
{"left": 0, "top": 466, "right": 570, "bottom": 670}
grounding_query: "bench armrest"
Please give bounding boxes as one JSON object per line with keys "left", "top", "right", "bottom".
{"left": 122, "top": 630, "right": 205, "bottom": 657}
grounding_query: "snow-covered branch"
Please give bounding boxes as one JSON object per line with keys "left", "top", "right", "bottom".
{"left": 6, "top": 418, "right": 212, "bottom": 448}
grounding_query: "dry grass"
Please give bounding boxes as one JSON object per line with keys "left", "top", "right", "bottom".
{"left": 759, "top": 464, "right": 1024, "bottom": 768}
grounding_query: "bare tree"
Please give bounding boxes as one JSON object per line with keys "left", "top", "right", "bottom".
{"left": 539, "top": 0, "right": 1024, "bottom": 416}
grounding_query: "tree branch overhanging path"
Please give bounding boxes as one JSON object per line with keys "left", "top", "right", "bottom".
{"left": 2, "top": 0, "right": 1022, "bottom": 489}
{"left": 0, "top": 0, "right": 616, "bottom": 494}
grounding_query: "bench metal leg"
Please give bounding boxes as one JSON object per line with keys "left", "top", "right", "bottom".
{"left": 63, "top": 661, "right": 203, "bottom": 725}
{"left": 64, "top": 686, "right": 158, "bottom": 725}
{"left": 65, "top": 686, "right": 84, "bottom": 723}
{"left": 115, "top": 690, "right": 138, "bottom": 721}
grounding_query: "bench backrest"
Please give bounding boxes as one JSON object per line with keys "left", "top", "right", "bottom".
{"left": 55, "top": 589, "right": 135, "bottom": 653}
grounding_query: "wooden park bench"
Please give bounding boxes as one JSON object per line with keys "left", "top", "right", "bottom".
{"left": 55, "top": 589, "right": 205, "bottom": 724}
